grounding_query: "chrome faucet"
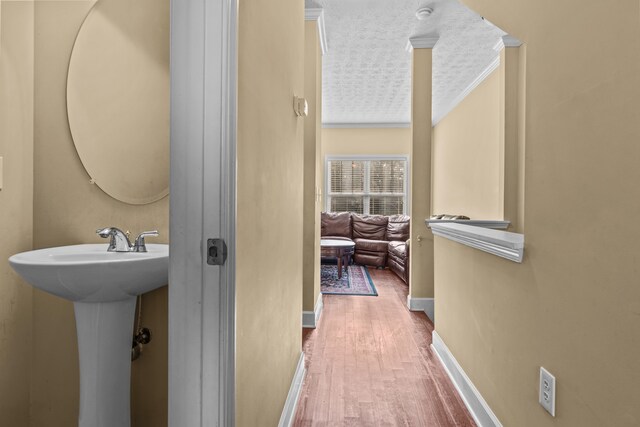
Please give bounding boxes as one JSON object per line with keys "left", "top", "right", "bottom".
{"left": 96, "top": 227, "right": 159, "bottom": 252}
{"left": 97, "top": 227, "right": 132, "bottom": 252}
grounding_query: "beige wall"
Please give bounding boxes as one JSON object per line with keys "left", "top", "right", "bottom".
{"left": 432, "top": 69, "right": 502, "bottom": 219}
{"left": 0, "top": 3, "right": 34, "bottom": 425}
{"left": 302, "top": 20, "right": 322, "bottom": 313}
{"left": 435, "top": 0, "right": 640, "bottom": 425}
{"left": 322, "top": 126, "right": 411, "bottom": 157}
{"left": 408, "top": 47, "right": 434, "bottom": 301}
{"left": 31, "top": 2, "right": 169, "bottom": 426}
{"left": 236, "top": 0, "right": 304, "bottom": 425}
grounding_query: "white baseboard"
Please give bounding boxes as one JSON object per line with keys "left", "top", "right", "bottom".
{"left": 406, "top": 295, "right": 434, "bottom": 322}
{"left": 302, "top": 293, "right": 323, "bottom": 328}
{"left": 278, "top": 352, "right": 306, "bottom": 427}
{"left": 431, "top": 331, "right": 502, "bottom": 427}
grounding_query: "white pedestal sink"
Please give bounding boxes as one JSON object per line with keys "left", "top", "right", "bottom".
{"left": 9, "top": 244, "right": 169, "bottom": 427}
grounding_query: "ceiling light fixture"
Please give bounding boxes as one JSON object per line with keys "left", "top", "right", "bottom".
{"left": 416, "top": 6, "right": 433, "bottom": 20}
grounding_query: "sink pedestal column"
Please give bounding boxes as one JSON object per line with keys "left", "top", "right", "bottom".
{"left": 74, "top": 297, "right": 137, "bottom": 427}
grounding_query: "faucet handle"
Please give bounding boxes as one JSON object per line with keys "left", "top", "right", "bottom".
{"left": 133, "top": 230, "right": 159, "bottom": 253}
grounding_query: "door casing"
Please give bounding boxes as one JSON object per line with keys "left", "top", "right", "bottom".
{"left": 169, "top": 0, "right": 237, "bottom": 425}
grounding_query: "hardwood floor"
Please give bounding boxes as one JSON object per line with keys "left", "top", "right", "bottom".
{"left": 293, "top": 268, "right": 476, "bottom": 427}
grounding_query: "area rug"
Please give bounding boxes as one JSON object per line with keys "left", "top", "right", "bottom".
{"left": 321, "top": 265, "right": 378, "bottom": 296}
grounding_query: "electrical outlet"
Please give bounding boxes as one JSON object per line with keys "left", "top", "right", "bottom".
{"left": 539, "top": 367, "right": 556, "bottom": 416}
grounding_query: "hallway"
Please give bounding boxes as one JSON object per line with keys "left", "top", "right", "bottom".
{"left": 293, "top": 268, "right": 476, "bottom": 426}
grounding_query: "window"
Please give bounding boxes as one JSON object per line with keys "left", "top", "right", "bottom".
{"left": 326, "top": 156, "right": 408, "bottom": 216}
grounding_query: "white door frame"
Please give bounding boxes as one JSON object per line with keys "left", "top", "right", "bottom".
{"left": 169, "top": 0, "right": 237, "bottom": 425}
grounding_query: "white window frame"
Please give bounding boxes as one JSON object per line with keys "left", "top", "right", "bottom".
{"left": 325, "top": 155, "right": 410, "bottom": 215}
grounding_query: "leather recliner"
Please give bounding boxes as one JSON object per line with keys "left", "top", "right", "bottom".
{"left": 352, "top": 214, "right": 389, "bottom": 267}
{"left": 321, "top": 211, "right": 352, "bottom": 241}
{"left": 386, "top": 215, "right": 410, "bottom": 284}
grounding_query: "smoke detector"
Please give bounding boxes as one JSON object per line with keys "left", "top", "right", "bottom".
{"left": 416, "top": 6, "right": 433, "bottom": 20}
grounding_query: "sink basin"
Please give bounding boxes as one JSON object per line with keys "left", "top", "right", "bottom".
{"left": 9, "top": 243, "right": 169, "bottom": 302}
{"left": 9, "top": 243, "right": 169, "bottom": 427}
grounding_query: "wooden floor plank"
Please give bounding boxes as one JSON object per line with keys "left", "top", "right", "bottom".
{"left": 293, "top": 268, "right": 476, "bottom": 427}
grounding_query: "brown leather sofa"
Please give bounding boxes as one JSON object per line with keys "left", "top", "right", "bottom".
{"left": 321, "top": 211, "right": 352, "bottom": 241}
{"left": 352, "top": 214, "right": 389, "bottom": 267}
{"left": 386, "top": 215, "right": 410, "bottom": 284}
{"left": 321, "top": 212, "right": 410, "bottom": 284}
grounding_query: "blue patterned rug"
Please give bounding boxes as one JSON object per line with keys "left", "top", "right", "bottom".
{"left": 321, "top": 265, "right": 378, "bottom": 296}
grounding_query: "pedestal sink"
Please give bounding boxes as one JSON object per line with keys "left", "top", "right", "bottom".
{"left": 9, "top": 243, "right": 169, "bottom": 427}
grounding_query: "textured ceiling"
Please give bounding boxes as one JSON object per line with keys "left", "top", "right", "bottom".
{"left": 318, "top": 0, "right": 506, "bottom": 125}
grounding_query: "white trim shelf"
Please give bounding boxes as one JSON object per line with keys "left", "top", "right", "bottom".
{"left": 429, "top": 222, "right": 524, "bottom": 263}
{"left": 425, "top": 219, "right": 510, "bottom": 229}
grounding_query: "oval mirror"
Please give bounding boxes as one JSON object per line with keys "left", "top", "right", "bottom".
{"left": 67, "top": 0, "right": 169, "bottom": 205}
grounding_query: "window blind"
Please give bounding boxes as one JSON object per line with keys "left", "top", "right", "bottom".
{"left": 327, "top": 158, "right": 407, "bottom": 216}
{"left": 329, "top": 160, "right": 364, "bottom": 194}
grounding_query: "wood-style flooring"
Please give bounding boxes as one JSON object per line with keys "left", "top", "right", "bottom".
{"left": 293, "top": 268, "right": 476, "bottom": 427}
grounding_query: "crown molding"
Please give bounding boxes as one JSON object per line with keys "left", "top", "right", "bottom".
{"left": 305, "top": 8, "right": 327, "bottom": 55}
{"left": 322, "top": 122, "right": 411, "bottom": 129}
{"left": 304, "top": 7, "right": 322, "bottom": 20}
{"left": 408, "top": 35, "right": 440, "bottom": 50}
{"left": 433, "top": 54, "right": 500, "bottom": 125}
